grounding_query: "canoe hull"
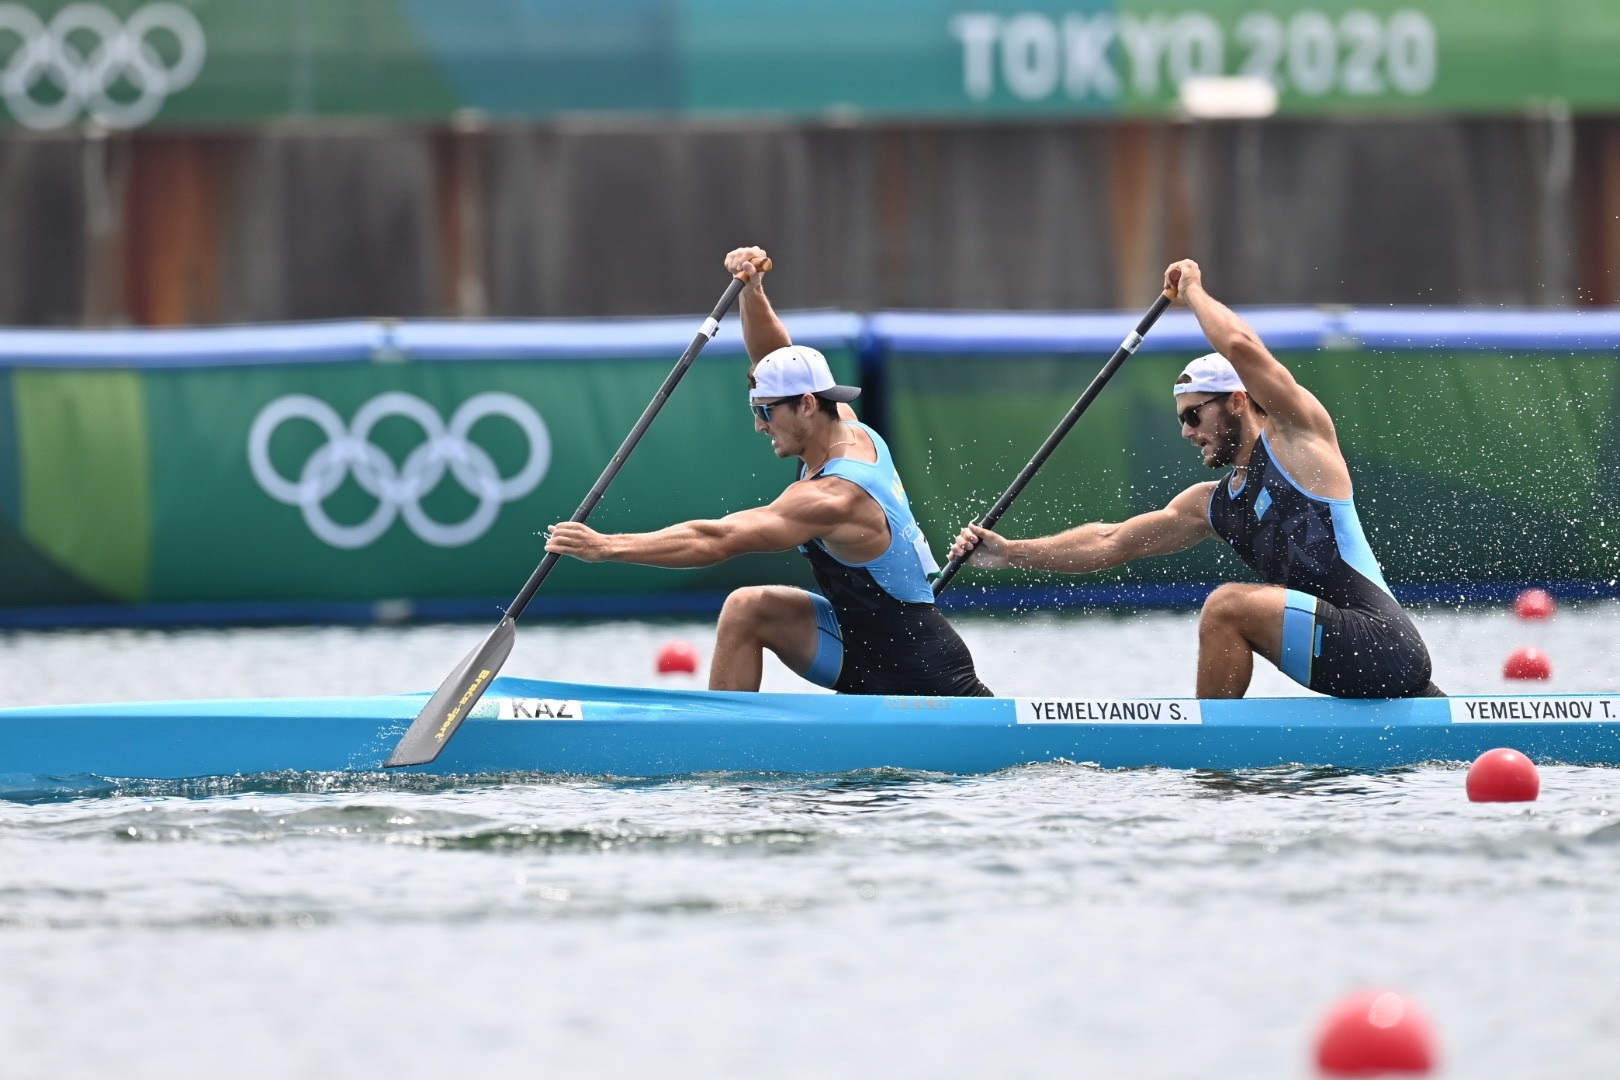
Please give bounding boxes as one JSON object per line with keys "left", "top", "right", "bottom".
{"left": 2, "top": 677, "right": 1618, "bottom": 783}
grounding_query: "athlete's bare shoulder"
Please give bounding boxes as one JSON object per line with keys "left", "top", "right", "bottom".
{"left": 1260, "top": 417, "right": 1352, "bottom": 500}
{"left": 1169, "top": 480, "right": 1217, "bottom": 517}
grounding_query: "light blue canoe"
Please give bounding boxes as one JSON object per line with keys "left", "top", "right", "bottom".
{"left": 0, "top": 677, "right": 1617, "bottom": 784}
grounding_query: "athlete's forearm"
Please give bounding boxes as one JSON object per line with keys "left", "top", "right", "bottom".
{"left": 740, "top": 284, "right": 792, "bottom": 366}
{"left": 602, "top": 520, "right": 738, "bottom": 568}
{"left": 1007, "top": 523, "right": 1126, "bottom": 574}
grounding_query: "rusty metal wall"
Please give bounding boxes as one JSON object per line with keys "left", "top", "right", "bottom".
{"left": 0, "top": 116, "right": 1613, "bottom": 326}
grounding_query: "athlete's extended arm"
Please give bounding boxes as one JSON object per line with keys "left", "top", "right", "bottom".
{"left": 1165, "top": 260, "right": 1334, "bottom": 436}
{"left": 948, "top": 482, "right": 1216, "bottom": 573}
{"left": 546, "top": 480, "right": 869, "bottom": 569}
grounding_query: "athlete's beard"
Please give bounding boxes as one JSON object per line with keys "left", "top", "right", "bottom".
{"left": 1203, "top": 412, "right": 1245, "bottom": 468}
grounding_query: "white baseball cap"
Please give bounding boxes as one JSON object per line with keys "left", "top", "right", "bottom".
{"left": 1174, "top": 352, "right": 1246, "bottom": 395}
{"left": 750, "top": 345, "right": 861, "bottom": 402}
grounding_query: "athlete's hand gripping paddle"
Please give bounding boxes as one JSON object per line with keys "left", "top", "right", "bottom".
{"left": 385, "top": 262, "right": 769, "bottom": 767}
{"left": 931, "top": 287, "right": 1177, "bottom": 595}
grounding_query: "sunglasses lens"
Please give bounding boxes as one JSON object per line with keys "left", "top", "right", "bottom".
{"left": 1179, "top": 398, "right": 1220, "bottom": 428}
{"left": 752, "top": 397, "right": 798, "bottom": 422}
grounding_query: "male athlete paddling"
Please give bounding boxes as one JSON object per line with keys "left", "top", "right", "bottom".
{"left": 950, "top": 259, "right": 1440, "bottom": 699}
{"left": 547, "top": 247, "right": 991, "bottom": 697}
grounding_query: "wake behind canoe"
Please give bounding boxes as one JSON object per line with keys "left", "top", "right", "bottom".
{"left": 1, "top": 678, "right": 1618, "bottom": 784}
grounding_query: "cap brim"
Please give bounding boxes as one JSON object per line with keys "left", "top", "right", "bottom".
{"left": 816, "top": 385, "right": 862, "bottom": 402}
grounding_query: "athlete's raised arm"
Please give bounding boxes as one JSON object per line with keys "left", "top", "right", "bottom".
{"left": 724, "top": 247, "right": 858, "bottom": 421}
{"left": 948, "top": 481, "right": 1217, "bottom": 573}
{"left": 724, "top": 246, "right": 791, "bottom": 365}
{"left": 1165, "top": 260, "right": 1334, "bottom": 439}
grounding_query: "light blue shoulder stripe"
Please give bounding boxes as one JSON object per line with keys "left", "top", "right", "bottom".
{"left": 813, "top": 422, "right": 936, "bottom": 604}
{"left": 1328, "top": 503, "right": 1393, "bottom": 598}
{"left": 1258, "top": 432, "right": 1393, "bottom": 599}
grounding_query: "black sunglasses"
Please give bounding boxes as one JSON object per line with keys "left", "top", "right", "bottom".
{"left": 750, "top": 396, "right": 800, "bottom": 423}
{"left": 1177, "top": 394, "right": 1230, "bottom": 429}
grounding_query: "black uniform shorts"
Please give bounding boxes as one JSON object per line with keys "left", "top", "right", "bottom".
{"left": 806, "top": 592, "right": 993, "bottom": 697}
{"left": 1280, "top": 588, "right": 1442, "bottom": 698}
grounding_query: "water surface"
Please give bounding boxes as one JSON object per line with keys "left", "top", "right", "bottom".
{"left": 0, "top": 605, "right": 1614, "bottom": 1078}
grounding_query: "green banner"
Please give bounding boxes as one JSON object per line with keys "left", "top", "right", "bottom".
{"left": 886, "top": 348, "right": 1620, "bottom": 592}
{"left": 4, "top": 315, "right": 1620, "bottom": 615}
{"left": 0, "top": 0, "right": 1613, "bottom": 131}
{"left": 686, "top": 0, "right": 1617, "bottom": 117}
{"left": 0, "top": 345, "right": 858, "bottom": 605}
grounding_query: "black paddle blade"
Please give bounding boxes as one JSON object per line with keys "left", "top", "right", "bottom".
{"left": 384, "top": 616, "right": 516, "bottom": 767}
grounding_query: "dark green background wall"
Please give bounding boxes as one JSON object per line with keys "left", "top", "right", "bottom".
{"left": 3, "top": 312, "right": 1617, "bottom": 619}
{"left": 887, "top": 348, "right": 1620, "bottom": 594}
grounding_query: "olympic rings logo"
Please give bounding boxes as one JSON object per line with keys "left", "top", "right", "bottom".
{"left": 248, "top": 392, "right": 552, "bottom": 550}
{"left": 0, "top": 3, "right": 205, "bottom": 130}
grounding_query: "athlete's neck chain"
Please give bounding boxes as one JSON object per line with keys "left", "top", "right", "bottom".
{"left": 807, "top": 438, "right": 856, "bottom": 475}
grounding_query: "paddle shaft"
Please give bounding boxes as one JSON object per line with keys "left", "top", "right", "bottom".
{"left": 384, "top": 270, "right": 757, "bottom": 767}
{"left": 506, "top": 274, "right": 753, "bottom": 621}
{"left": 931, "top": 288, "right": 1176, "bottom": 596}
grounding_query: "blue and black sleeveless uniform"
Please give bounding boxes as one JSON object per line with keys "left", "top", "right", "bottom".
{"left": 798, "top": 421, "right": 991, "bottom": 697}
{"left": 1208, "top": 432, "right": 1442, "bottom": 698}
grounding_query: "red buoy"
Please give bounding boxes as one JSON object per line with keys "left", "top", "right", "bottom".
{"left": 1315, "top": 989, "right": 1436, "bottom": 1076}
{"left": 1512, "top": 587, "right": 1556, "bottom": 620}
{"left": 1466, "top": 748, "right": 1540, "bottom": 802}
{"left": 1502, "top": 646, "right": 1552, "bottom": 680}
{"left": 655, "top": 639, "right": 700, "bottom": 675}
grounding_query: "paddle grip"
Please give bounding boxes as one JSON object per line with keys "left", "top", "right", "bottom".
{"left": 931, "top": 289, "right": 1176, "bottom": 596}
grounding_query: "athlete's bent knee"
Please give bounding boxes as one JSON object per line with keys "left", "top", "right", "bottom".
{"left": 718, "top": 587, "right": 775, "bottom": 632}
{"left": 719, "top": 586, "right": 810, "bottom": 638}
{"left": 1199, "top": 583, "right": 1254, "bottom": 627}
